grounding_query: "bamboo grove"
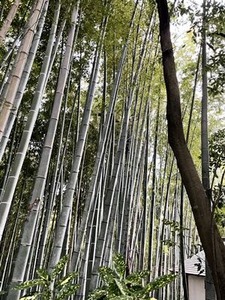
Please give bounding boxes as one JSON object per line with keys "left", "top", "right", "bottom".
{"left": 0, "top": 0, "right": 225, "bottom": 299}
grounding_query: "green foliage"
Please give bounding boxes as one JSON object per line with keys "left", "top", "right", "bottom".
{"left": 175, "top": 0, "right": 225, "bottom": 96}
{"left": 88, "top": 253, "right": 176, "bottom": 300}
{"left": 209, "top": 129, "right": 225, "bottom": 171}
{"left": 209, "top": 129, "right": 225, "bottom": 234}
{"left": 206, "top": 1, "right": 225, "bottom": 96}
{"left": 14, "top": 256, "right": 79, "bottom": 300}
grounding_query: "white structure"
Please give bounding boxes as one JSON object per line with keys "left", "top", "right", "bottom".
{"left": 185, "top": 250, "right": 205, "bottom": 300}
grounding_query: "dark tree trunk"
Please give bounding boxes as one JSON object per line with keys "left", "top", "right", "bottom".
{"left": 156, "top": 1, "right": 225, "bottom": 299}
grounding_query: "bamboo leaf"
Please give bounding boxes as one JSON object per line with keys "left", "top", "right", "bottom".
{"left": 14, "top": 279, "right": 44, "bottom": 290}
{"left": 19, "top": 293, "right": 40, "bottom": 299}
{"left": 51, "top": 256, "right": 68, "bottom": 279}
{"left": 99, "top": 266, "right": 116, "bottom": 284}
{"left": 36, "top": 269, "right": 49, "bottom": 281}
{"left": 144, "top": 274, "right": 177, "bottom": 293}
{"left": 55, "top": 284, "right": 79, "bottom": 299}
{"left": 56, "top": 271, "right": 78, "bottom": 287}
{"left": 113, "top": 253, "right": 126, "bottom": 279}
{"left": 87, "top": 287, "right": 108, "bottom": 300}
{"left": 114, "top": 278, "right": 129, "bottom": 295}
{"left": 109, "top": 296, "right": 133, "bottom": 300}
{"left": 126, "top": 270, "right": 149, "bottom": 285}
